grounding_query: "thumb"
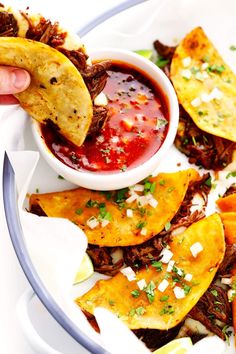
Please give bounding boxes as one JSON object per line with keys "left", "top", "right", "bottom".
{"left": 0, "top": 66, "right": 30, "bottom": 94}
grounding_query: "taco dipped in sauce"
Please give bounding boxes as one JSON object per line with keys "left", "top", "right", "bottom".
{"left": 0, "top": 5, "right": 110, "bottom": 146}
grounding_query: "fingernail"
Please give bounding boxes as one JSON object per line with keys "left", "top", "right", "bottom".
{"left": 11, "top": 69, "right": 29, "bottom": 90}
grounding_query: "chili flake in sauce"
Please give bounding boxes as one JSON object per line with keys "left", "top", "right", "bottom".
{"left": 41, "top": 62, "right": 169, "bottom": 173}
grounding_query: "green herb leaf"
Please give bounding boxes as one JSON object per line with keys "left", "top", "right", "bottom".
{"left": 205, "top": 176, "right": 212, "bottom": 187}
{"left": 156, "top": 117, "right": 168, "bottom": 129}
{"left": 210, "top": 289, "right": 218, "bottom": 297}
{"left": 159, "top": 179, "right": 166, "bottom": 186}
{"left": 136, "top": 221, "right": 147, "bottom": 229}
{"left": 160, "top": 304, "right": 175, "bottom": 315}
{"left": 151, "top": 261, "right": 163, "bottom": 271}
{"left": 131, "top": 289, "right": 140, "bottom": 298}
{"left": 160, "top": 295, "right": 169, "bottom": 302}
{"left": 207, "top": 64, "right": 225, "bottom": 74}
{"left": 144, "top": 281, "right": 156, "bottom": 304}
{"left": 75, "top": 208, "right": 83, "bottom": 215}
{"left": 164, "top": 221, "right": 171, "bottom": 232}
{"left": 156, "top": 56, "right": 169, "bottom": 68}
{"left": 135, "top": 49, "right": 153, "bottom": 60}
{"left": 135, "top": 306, "right": 146, "bottom": 316}
{"left": 230, "top": 45, "right": 236, "bottom": 51}
{"left": 58, "top": 175, "right": 64, "bottom": 180}
{"left": 86, "top": 199, "right": 99, "bottom": 208}
{"left": 226, "top": 171, "right": 236, "bottom": 179}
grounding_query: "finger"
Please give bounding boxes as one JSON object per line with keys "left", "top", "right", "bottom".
{"left": 0, "top": 67, "right": 31, "bottom": 94}
{"left": 0, "top": 94, "right": 19, "bottom": 104}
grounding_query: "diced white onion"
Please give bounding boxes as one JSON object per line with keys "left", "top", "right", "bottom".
{"left": 201, "top": 93, "right": 211, "bottom": 103}
{"left": 182, "top": 56, "right": 191, "bottom": 67}
{"left": 190, "top": 242, "right": 203, "bottom": 258}
{"left": 167, "top": 260, "right": 175, "bottom": 272}
{"left": 94, "top": 92, "right": 108, "bottom": 106}
{"left": 158, "top": 279, "right": 169, "bottom": 292}
{"left": 138, "top": 195, "right": 149, "bottom": 207}
{"left": 171, "top": 226, "right": 186, "bottom": 236}
{"left": 86, "top": 217, "right": 99, "bottom": 229}
{"left": 137, "top": 279, "right": 147, "bottom": 290}
{"left": 126, "top": 209, "right": 133, "bottom": 218}
{"left": 190, "top": 193, "right": 205, "bottom": 214}
{"left": 133, "top": 184, "right": 145, "bottom": 192}
{"left": 97, "top": 135, "right": 105, "bottom": 143}
{"left": 173, "top": 286, "right": 186, "bottom": 299}
{"left": 184, "top": 273, "right": 193, "bottom": 282}
{"left": 181, "top": 69, "right": 192, "bottom": 80}
{"left": 120, "top": 267, "right": 136, "bottom": 281}
{"left": 111, "top": 136, "right": 119, "bottom": 143}
{"left": 160, "top": 249, "right": 173, "bottom": 264}
{"left": 191, "top": 97, "right": 201, "bottom": 107}
{"left": 148, "top": 197, "right": 158, "bottom": 208}
{"left": 221, "top": 277, "right": 232, "bottom": 285}
{"left": 101, "top": 219, "right": 110, "bottom": 228}
{"left": 209, "top": 87, "right": 223, "bottom": 100}
{"left": 228, "top": 289, "right": 236, "bottom": 301}
{"left": 202, "top": 71, "right": 209, "bottom": 79}
{"left": 126, "top": 193, "right": 138, "bottom": 204}
{"left": 140, "top": 228, "right": 147, "bottom": 236}
{"left": 201, "top": 62, "right": 209, "bottom": 70}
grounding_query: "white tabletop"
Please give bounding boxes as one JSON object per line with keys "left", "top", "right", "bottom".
{"left": 0, "top": 1, "right": 123, "bottom": 353}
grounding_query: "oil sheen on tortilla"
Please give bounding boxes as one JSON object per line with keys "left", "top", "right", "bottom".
{"left": 171, "top": 27, "right": 236, "bottom": 142}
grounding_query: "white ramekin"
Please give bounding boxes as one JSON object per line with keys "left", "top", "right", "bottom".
{"left": 32, "top": 48, "right": 179, "bottom": 190}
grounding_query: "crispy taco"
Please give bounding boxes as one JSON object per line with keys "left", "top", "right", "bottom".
{"left": 30, "top": 169, "right": 199, "bottom": 247}
{"left": 76, "top": 214, "right": 225, "bottom": 330}
{"left": 0, "top": 5, "right": 110, "bottom": 146}
{"left": 170, "top": 27, "right": 236, "bottom": 143}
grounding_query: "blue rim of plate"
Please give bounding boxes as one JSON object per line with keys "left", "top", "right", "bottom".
{"left": 2, "top": 1, "right": 149, "bottom": 353}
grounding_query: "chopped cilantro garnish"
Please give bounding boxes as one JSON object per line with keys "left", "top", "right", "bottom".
{"left": 129, "top": 308, "right": 136, "bottom": 317}
{"left": 131, "top": 289, "right": 140, "bottom": 298}
{"left": 160, "top": 295, "right": 169, "bottom": 302}
{"left": 58, "top": 175, "right": 64, "bottom": 180}
{"left": 144, "top": 281, "right": 156, "bottom": 304}
{"left": 144, "top": 180, "right": 156, "bottom": 194}
{"left": 152, "top": 261, "right": 163, "bottom": 271}
{"left": 75, "top": 208, "right": 83, "bottom": 215}
{"left": 222, "top": 325, "right": 232, "bottom": 345}
{"left": 226, "top": 171, "right": 236, "bottom": 179}
{"left": 210, "top": 289, "right": 218, "bottom": 297}
{"left": 159, "top": 179, "right": 166, "bottom": 186}
{"left": 86, "top": 199, "right": 99, "bottom": 208}
{"left": 114, "top": 188, "right": 129, "bottom": 204}
{"left": 100, "top": 191, "right": 112, "bottom": 200}
{"left": 164, "top": 221, "right": 171, "bottom": 232}
{"left": 202, "top": 55, "right": 210, "bottom": 63}
{"left": 135, "top": 306, "right": 146, "bottom": 316}
{"left": 109, "top": 299, "right": 115, "bottom": 306}
{"left": 160, "top": 304, "right": 175, "bottom": 315}
{"left": 156, "top": 56, "right": 169, "bottom": 68}
{"left": 156, "top": 117, "right": 168, "bottom": 129}
{"left": 207, "top": 64, "right": 225, "bottom": 74}
{"left": 191, "top": 136, "right": 197, "bottom": 146}
{"left": 167, "top": 186, "right": 175, "bottom": 193}
{"left": 204, "top": 176, "right": 212, "bottom": 187}
{"left": 197, "top": 110, "right": 208, "bottom": 116}
{"left": 136, "top": 221, "right": 147, "bottom": 229}
{"left": 183, "top": 284, "right": 192, "bottom": 295}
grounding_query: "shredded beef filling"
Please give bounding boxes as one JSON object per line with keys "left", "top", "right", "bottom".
{"left": 217, "top": 243, "right": 236, "bottom": 278}
{"left": 223, "top": 184, "right": 236, "bottom": 198}
{"left": 153, "top": 39, "right": 236, "bottom": 170}
{"left": 175, "top": 107, "right": 236, "bottom": 170}
{"left": 0, "top": 11, "right": 18, "bottom": 36}
{"left": 189, "top": 285, "right": 231, "bottom": 340}
{"left": 134, "top": 324, "right": 182, "bottom": 351}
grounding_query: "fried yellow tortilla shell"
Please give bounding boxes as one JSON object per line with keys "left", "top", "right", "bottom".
{"left": 220, "top": 212, "right": 236, "bottom": 244}
{"left": 0, "top": 37, "right": 93, "bottom": 146}
{"left": 171, "top": 27, "right": 236, "bottom": 142}
{"left": 216, "top": 193, "right": 236, "bottom": 212}
{"left": 30, "top": 169, "right": 199, "bottom": 247}
{"left": 76, "top": 214, "right": 225, "bottom": 330}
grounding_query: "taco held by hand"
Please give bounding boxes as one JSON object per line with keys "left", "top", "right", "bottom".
{"left": 0, "top": 5, "right": 110, "bottom": 146}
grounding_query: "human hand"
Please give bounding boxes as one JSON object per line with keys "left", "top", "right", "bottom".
{"left": 0, "top": 66, "right": 30, "bottom": 104}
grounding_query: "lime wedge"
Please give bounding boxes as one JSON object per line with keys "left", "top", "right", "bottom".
{"left": 153, "top": 338, "right": 193, "bottom": 354}
{"left": 74, "top": 254, "right": 94, "bottom": 284}
{"left": 134, "top": 49, "right": 153, "bottom": 60}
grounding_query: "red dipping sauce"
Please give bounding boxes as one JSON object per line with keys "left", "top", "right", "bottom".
{"left": 41, "top": 61, "right": 169, "bottom": 174}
